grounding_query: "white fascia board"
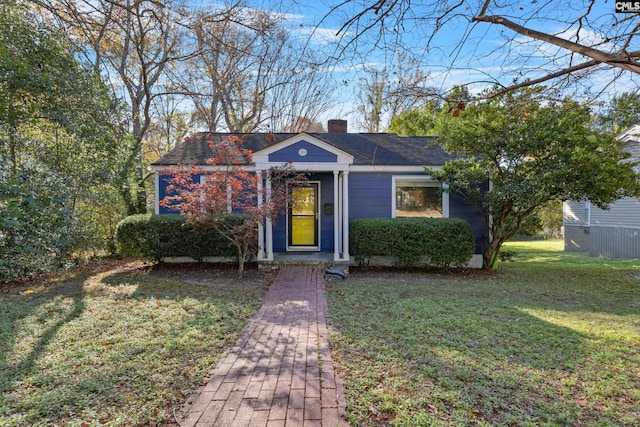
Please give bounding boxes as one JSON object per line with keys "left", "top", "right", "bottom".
{"left": 349, "top": 165, "right": 443, "bottom": 173}
{"left": 151, "top": 164, "right": 257, "bottom": 173}
{"left": 152, "top": 164, "right": 443, "bottom": 174}
{"left": 617, "top": 124, "right": 640, "bottom": 143}
{"left": 252, "top": 133, "right": 354, "bottom": 165}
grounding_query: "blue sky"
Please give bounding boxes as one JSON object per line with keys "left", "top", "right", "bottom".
{"left": 252, "top": 1, "right": 639, "bottom": 131}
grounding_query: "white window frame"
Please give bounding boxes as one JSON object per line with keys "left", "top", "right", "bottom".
{"left": 392, "top": 175, "right": 449, "bottom": 218}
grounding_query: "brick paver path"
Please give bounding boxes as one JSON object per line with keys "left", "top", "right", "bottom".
{"left": 176, "top": 266, "right": 348, "bottom": 427}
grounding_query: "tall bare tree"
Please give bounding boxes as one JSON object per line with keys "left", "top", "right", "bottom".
{"left": 356, "top": 67, "right": 386, "bottom": 133}
{"left": 145, "top": 94, "right": 191, "bottom": 162}
{"left": 178, "top": 7, "right": 265, "bottom": 132}
{"left": 356, "top": 53, "right": 435, "bottom": 132}
{"left": 326, "top": 0, "right": 640, "bottom": 97}
{"left": 33, "top": 0, "right": 191, "bottom": 214}
{"left": 263, "top": 50, "right": 337, "bottom": 132}
{"left": 172, "top": 6, "right": 336, "bottom": 133}
{"left": 282, "top": 116, "right": 325, "bottom": 133}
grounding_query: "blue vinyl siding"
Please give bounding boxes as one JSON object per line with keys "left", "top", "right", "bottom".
{"left": 158, "top": 170, "right": 488, "bottom": 255}
{"left": 318, "top": 174, "right": 334, "bottom": 251}
{"left": 158, "top": 174, "right": 200, "bottom": 214}
{"left": 349, "top": 173, "right": 392, "bottom": 219}
{"left": 273, "top": 213, "right": 287, "bottom": 252}
{"left": 269, "top": 141, "right": 338, "bottom": 163}
{"left": 349, "top": 173, "right": 488, "bottom": 254}
{"left": 449, "top": 186, "right": 489, "bottom": 253}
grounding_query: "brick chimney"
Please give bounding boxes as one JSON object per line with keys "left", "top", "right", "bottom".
{"left": 327, "top": 119, "right": 348, "bottom": 133}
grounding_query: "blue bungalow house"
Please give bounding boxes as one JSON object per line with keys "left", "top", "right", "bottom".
{"left": 150, "top": 120, "right": 486, "bottom": 267}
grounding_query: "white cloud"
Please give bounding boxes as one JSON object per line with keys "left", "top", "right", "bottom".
{"left": 296, "top": 26, "right": 343, "bottom": 45}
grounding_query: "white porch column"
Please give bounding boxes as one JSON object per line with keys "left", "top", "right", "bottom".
{"left": 342, "top": 171, "right": 350, "bottom": 260}
{"left": 333, "top": 171, "right": 340, "bottom": 261}
{"left": 154, "top": 172, "right": 160, "bottom": 214}
{"left": 256, "top": 170, "right": 266, "bottom": 260}
{"left": 265, "top": 171, "right": 274, "bottom": 261}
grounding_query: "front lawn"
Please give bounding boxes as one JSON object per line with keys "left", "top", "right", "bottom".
{"left": 0, "top": 262, "right": 270, "bottom": 426}
{"left": 326, "top": 240, "right": 640, "bottom": 426}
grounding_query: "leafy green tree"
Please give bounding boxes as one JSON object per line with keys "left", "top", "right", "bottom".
{"left": 0, "top": 1, "right": 129, "bottom": 276}
{"left": 0, "top": 0, "right": 65, "bottom": 172}
{"left": 0, "top": 1, "right": 126, "bottom": 178}
{"left": 538, "top": 200, "right": 563, "bottom": 239}
{"left": 34, "top": 0, "right": 191, "bottom": 215}
{"left": 390, "top": 85, "right": 472, "bottom": 136}
{"left": 428, "top": 88, "right": 640, "bottom": 269}
{"left": 390, "top": 99, "right": 443, "bottom": 136}
{"left": 0, "top": 159, "right": 76, "bottom": 279}
{"left": 514, "top": 200, "right": 563, "bottom": 239}
{"left": 597, "top": 92, "right": 640, "bottom": 134}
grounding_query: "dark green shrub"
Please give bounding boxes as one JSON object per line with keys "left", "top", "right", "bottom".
{"left": 0, "top": 161, "right": 77, "bottom": 279}
{"left": 115, "top": 214, "right": 238, "bottom": 262}
{"left": 351, "top": 217, "right": 475, "bottom": 268}
{"left": 115, "top": 214, "right": 158, "bottom": 261}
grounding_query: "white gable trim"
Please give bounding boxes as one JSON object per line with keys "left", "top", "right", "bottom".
{"left": 618, "top": 124, "right": 640, "bottom": 143}
{"left": 252, "top": 133, "right": 354, "bottom": 169}
{"left": 256, "top": 162, "right": 350, "bottom": 172}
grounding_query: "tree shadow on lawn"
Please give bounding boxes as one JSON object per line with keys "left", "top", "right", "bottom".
{"left": 0, "top": 261, "right": 272, "bottom": 425}
{"left": 98, "top": 262, "right": 273, "bottom": 346}
{"left": 0, "top": 268, "right": 89, "bottom": 422}
{"left": 326, "top": 271, "right": 640, "bottom": 426}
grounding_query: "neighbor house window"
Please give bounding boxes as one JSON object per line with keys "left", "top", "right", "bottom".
{"left": 392, "top": 176, "right": 448, "bottom": 218}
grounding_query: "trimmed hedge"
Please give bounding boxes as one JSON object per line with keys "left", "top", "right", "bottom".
{"left": 351, "top": 217, "right": 475, "bottom": 268}
{"left": 116, "top": 214, "right": 238, "bottom": 262}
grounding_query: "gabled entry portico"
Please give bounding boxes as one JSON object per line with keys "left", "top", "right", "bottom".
{"left": 253, "top": 134, "right": 353, "bottom": 263}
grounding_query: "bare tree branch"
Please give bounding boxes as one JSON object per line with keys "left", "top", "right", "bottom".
{"left": 323, "top": 0, "right": 640, "bottom": 103}
{"left": 473, "top": 14, "right": 640, "bottom": 74}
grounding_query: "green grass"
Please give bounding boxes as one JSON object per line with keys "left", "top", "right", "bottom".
{"left": 3, "top": 243, "right": 639, "bottom": 426}
{"left": 0, "top": 262, "right": 270, "bottom": 426}
{"left": 326, "top": 240, "right": 640, "bottom": 426}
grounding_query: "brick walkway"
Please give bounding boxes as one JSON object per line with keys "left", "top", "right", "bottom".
{"left": 176, "top": 266, "right": 348, "bottom": 427}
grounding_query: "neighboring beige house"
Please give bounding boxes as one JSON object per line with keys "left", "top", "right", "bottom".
{"left": 563, "top": 125, "right": 640, "bottom": 258}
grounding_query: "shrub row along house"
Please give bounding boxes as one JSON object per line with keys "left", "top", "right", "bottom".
{"left": 150, "top": 120, "right": 487, "bottom": 267}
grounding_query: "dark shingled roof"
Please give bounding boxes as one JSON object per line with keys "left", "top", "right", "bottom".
{"left": 152, "top": 132, "right": 453, "bottom": 166}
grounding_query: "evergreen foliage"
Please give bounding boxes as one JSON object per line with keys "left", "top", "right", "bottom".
{"left": 0, "top": 160, "right": 76, "bottom": 279}
{"left": 0, "top": 1, "right": 128, "bottom": 278}
{"left": 428, "top": 87, "right": 640, "bottom": 268}
{"left": 351, "top": 218, "right": 475, "bottom": 268}
{"left": 116, "top": 214, "right": 242, "bottom": 262}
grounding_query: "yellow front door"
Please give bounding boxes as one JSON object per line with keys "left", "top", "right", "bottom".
{"left": 289, "top": 184, "right": 318, "bottom": 247}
